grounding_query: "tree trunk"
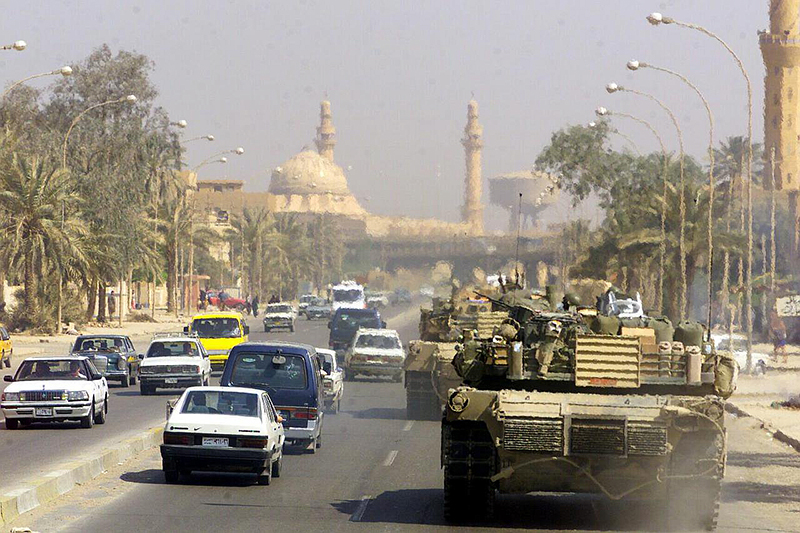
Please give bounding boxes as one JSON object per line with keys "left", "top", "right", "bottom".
{"left": 166, "top": 240, "right": 176, "bottom": 313}
{"left": 86, "top": 279, "right": 96, "bottom": 321}
{"left": 256, "top": 238, "right": 263, "bottom": 300}
{"left": 24, "top": 251, "right": 38, "bottom": 316}
{"left": 97, "top": 280, "right": 106, "bottom": 322}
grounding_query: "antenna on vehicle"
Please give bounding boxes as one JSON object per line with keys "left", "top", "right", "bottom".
{"left": 514, "top": 193, "right": 523, "bottom": 288}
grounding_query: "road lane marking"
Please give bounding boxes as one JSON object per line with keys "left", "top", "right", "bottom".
{"left": 383, "top": 450, "right": 398, "bottom": 466}
{"left": 351, "top": 495, "right": 371, "bottom": 522}
{"left": 403, "top": 421, "right": 414, "bottom": 431}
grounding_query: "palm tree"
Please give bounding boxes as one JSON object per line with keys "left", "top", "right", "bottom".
{"left": 0, "top": 153, "right": 88, "bottom": 324}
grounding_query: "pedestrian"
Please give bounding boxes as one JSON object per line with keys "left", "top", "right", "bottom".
{"left": 199, "top": 288, "right": 207, "bottom": 310}
{"left": 252, "top": 294, "right": 260, "bottom": 317}
{"left": 269, "top": 294, "right": 279, "bottom": 304}
{"left": 770, "top": 309, "right": 788, "bottom": 363}
{"left": 108, "top": 290, "right": 117, "bottom": 318}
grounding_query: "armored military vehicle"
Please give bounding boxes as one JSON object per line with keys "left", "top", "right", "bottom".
{"left": 442, "top": 305, "right": 735, "bottom": 531}
{"left": 405, "top": 295, "right": 506, "bottom": 420}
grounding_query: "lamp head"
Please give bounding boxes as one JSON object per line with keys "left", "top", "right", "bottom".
{"left": 626, "top": 60, "right": 640, "bottom": 71}
{"left": 647, "top": 12, "right": 663, "bottom": 25}
{"left": 595, "top": 106, "right": 609, "bottom": 117}
{"left": 234, "top": 147, "right": 245, "bottom": 155}
{"left": 206, "top": 135, "right": 215, "bottom": 141}
{"left": 219, "top": 157, "right": 228, "bottom": 163}
{"left": 588, "top": 121, "right": 597, "bottom": 128}
{"left": 176, "top": 119, "right": 187, "bottom": 129}
{"left": 59, "top": 66, "right": 73, "bottom": 76}
{"left": 125, "top": 94, "right": 137, "bottom": 103}
{"left": 12, "top": 40, "right": 26, "bottom": 51}
{"left": 606, "top": 82, "right": 620, "bottom": 94}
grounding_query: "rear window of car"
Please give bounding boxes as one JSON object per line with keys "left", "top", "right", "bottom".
{"left": 147, "top": 341, "right": 200, "bottom": 357}
{"left": 355, "top": 334, "right": 400, "bottom": 349}
{"left": 268, "top": 305, "right": 293, "bottom": 313}
{"left": 74, "top": 337, "right": 126, "bottom": 352}
{"left": 181, "top": 390, "right": 259, "bottom": 417}
{"left": 228, "top": 353, "right": 308, "bottom": 390}
{"left": 334, "top": 310, "right": 379, "bottom": 328}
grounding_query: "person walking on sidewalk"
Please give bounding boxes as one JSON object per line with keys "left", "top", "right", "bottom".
{"left": 251, "top": 294, "right": 260, "bottom": 317}
{"left": 108, "top": 290, "right": 117, "bottom": 319}
{"left": 770, "top": 309, "right": 788, "bottom": 364}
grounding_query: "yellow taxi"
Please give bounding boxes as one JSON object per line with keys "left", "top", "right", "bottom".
{"left": 0, "top": 325, "right": 11, "bottom": 368}
{"left": 186, "top": 311, "right": 249, "bottom": 369}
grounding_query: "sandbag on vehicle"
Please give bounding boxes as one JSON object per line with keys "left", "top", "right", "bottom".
{"left": 619, "top": 317, "right": 647, "bottom": 329}
{"left": 714, "top": 353, "right": 739, "bottom": 399}
{"left": 674, "top": 320, "right": 704, "bottom": 347}
{"left": 590, "top": 315, "right": 621, "bottom": 335}
{"left": 645, "top": 316, "right": 674, "bottom": 343}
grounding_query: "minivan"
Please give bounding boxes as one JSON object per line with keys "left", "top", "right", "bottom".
{"left": 220, "top": 342, "right": 324, "bottom": 452}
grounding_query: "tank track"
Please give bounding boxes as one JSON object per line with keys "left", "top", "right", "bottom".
{"left": 405, "top": 371, "right": 440, "bottom": 420}
{"left": 442, "top": 420, "right": 497, "bottom": 521}
{"left": 664, "top": 430, "right": 724, "bottom": 531}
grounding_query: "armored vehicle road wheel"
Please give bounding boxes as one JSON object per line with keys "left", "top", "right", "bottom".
{"left": 442, "top": 421, "right": 496, "bottom": 522}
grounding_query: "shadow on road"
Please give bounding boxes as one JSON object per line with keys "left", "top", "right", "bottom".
{"left": 114, "top": 390, "right": 181, "bottom": 397}
{"left": 332, "top": 490, "right": 664, "bottom": 531}
{"left": 723, "top": 481, "right": 800, "bottom": 504}
{"left": 121, "top": 468, "right": 257, "bottom": 487}
{"left": 727, "top": 451, "right": 800, "bottom": 469}
{"left": 352, "top": 407, "right": 407, "bottom": 420}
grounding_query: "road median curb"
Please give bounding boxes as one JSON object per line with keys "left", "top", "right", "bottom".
{"left": 0, "top": 426, "right": 163, "bottom": 526}
{"left": 726, "top": 401, "right": 800, "bottom": 453}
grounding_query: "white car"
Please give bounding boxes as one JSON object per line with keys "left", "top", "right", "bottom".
{"left": 1, "top": 356, "right": 109, "bottom": 429}
{"left": 298, "top": 294, "right": 316, "bottom": 316}
{"left": 712, "top": 333, "right": 768, "bottom": 375}
{"left": 366, "top": 294, "right": 390, "bottom": 309}
{"left": 317, "top": 348, "right": 344, "bottom": 413}
{"left": 139, "top": 334, "right": 212, "bottom": 395}
{"left": 345, "top": 328, "right": 405, "bottom": 382}
{"left": 263, "top": 303, "right": 297, "bottom": 332}
{"left": 161, "top": 386, "right": 285, "bottom": 485}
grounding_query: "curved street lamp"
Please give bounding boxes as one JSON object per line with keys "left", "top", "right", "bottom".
{"left": 191, "top": 147, "right": 243, "bottom": 173}
{"left": 2, "top": 65, "right": 72, "bottom": 99}
{"left": 61, "top": 94, "right": 137, "bottom": 168}
{"left": 627, "top": 59, "right": 716, "bottom": 331}
{"left": 181, "top": 134, "right": 214, "bottom": 145}
{"left": 606, "top": 82, "right": 688, "bottom": 319}
{"left": 1, "top": 40, "right": 26, "bottom": 51}
{"left": 596, "top": 106, "right": 669, "bottom": 312}
{"left": 172, "top": 119, "right": 188, "bottom": 129}
{"left": 647, "top": 11, "right": 754, "bottom": 360}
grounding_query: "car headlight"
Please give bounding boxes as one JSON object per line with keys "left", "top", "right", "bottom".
{"left": 181, "top": 365, "right": 199, "bottom": 373}
{"left": 140, "top": 367, "right": 154, "bottom": 374}
{"left": 68, "top": 390, "right": 90, "bottom": 401}
{"left": 116, "top": 358, "right": 126, "bottom": 370}
{"left": 2, "top": 392, "right": 20, "bottom": 401}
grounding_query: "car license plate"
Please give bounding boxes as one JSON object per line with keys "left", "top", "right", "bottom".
{"left": 165, "top": 378, "right": 178, "bottom": 384}
{"left": 202, "top": 437, "right": 229, "bottom": 447}
{"left": 35, "top": 407, "right": 52, "bottom": 416}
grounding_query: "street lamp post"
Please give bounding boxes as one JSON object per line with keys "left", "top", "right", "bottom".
{"left": 647, "top": 10, "right": 755, "bottom": 366}
{"left": 1, "top": 40, "right": 26, "bottom": 51}
{"left": 596, "top": 106, "right": 669, "bottom": 312}
{"left": 181, "top": 134, "right": 214, "bottom": 145}
{"left": 2, "top": 66, "right": 72, "bottom": 99}
{"left": 606, "top": 82, "right": 688, "bottom": 319}
{"left": 172, "top": 119, "right": 187, "bottom": 129}
{"left": 627, "top": 59, "right": 716, "bottom": 333}
{"left": 58, "top": 94, "right": 137, "bottom": 330}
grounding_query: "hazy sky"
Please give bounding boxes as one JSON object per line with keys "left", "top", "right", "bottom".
{"left": 1, "top": 1, "right": 768, "bottom": 231}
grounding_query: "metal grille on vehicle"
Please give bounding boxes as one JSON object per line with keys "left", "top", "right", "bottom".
{"left": 627, "top": 422, "right": 668, "bottom": 455}
{"left": 503, "top": 417, "right": 563, "bottom": 452}
{"left": 569, "top": 418, "right": 626, "bottom": 455}
{"left": 21, "top": 390, "right": 65, "bottom": 401}
{"left": 90, "top": 356, "right": 108, "bottom": 372}
{"left": 574, "top": 335, "right": 640, "bottom": 388}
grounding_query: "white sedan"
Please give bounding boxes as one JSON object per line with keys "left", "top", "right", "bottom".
{"left": 139, "top": 334, "right": 212, "bottom": 395}
{"left": 1, "top": 356, "right": 109, "bottom": 429}
{"left": 345, "top": 328, "right": 405, "bottom": 382}
{"left": 317, "top": 348, "right": 344, "bottom": 413}
{"left": 161, "top": 386, "right": 285, "bottom": 485}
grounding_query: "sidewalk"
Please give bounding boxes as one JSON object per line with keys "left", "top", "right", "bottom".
{"left": 729, "top": 370, "right": 800, "bottom": 453}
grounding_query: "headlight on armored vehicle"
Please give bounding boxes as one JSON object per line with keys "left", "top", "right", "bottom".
{"left": 1, "top": 392, "right": 20, "bottom": 401}
{"left": 68, "top": 390, "right": 89, "bottom": 401}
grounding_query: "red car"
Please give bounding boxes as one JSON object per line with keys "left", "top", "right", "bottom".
{"left": 206, "top": 291, "right": 248, "bottom": 311}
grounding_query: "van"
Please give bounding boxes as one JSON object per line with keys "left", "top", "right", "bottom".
{"left": 220, "top": 342, "right": 324, "bottom": 452}
{"left": 328, "top": 307, "right": 385, "bottom": 353}
{"left": 186, "top": 311, "right": 249, "bottom": 369}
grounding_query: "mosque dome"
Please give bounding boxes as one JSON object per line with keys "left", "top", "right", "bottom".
{"left": 269, "top": 149, "right": 351, "bottom": 196}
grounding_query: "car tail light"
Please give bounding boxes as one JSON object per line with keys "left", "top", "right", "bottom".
{"left": 293, "top": 408, "right": 318, "bottom": 420}
{"left": 163, "top": 432, "right": 192, "bottom": 445}
{"left": 239, "top": 437, "right": 268, "bottom": 448}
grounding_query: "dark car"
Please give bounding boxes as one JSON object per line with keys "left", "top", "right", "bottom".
{"left": 220, "top": 342, "right": 325, "bottom": 452}
{"left": 328, "top": 308, "right": 385, "bottom": 353}
{"left": 71, "top": 334, "right": 141, "bottom": 387}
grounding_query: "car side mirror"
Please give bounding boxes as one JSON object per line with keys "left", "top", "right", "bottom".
{"left": 92, "top": 373, "right": 103, "bottom": 381}
{"left": 138, "top": 353, "right": 144, "bottom": 360}
{"left": 203, "top": 352, "right": 209, "bottom": 358}
{"left": 381, "top": 321, "right": 387, "bottom": 328}
{"left": 183, "top": 326, "right": 189, "bottom": 334}
{"left": 243, "top": 325, "right": 250, "bottom": 335}
{"left": 3, "top": 375, "right": 12, "bottom": 382}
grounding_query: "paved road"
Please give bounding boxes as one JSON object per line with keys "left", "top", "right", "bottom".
{"left": 0, "top": 305, "right": 416, "bottom": 493}
{"left": 7, "top": 308, "right": 800, "bottom": 532}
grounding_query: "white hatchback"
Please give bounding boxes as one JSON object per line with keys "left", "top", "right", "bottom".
{"left": 161, "top": 386, "right": 285, "bottom": 485}
{"left": 345, "top": 328, "right": 405, "bottom": 382}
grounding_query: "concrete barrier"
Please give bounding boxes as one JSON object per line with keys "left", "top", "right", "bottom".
{"left": 726, "top": 402, "right": 800, "bottom": 453}
{"left": 0, "top": 426, "right": 163, "bottom": 526}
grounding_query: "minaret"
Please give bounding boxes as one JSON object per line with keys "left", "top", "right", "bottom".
{"left": 461, "top": 99, "right": 484, "bottom": 235}
{"left": 315, "top": 100, "right": 336, "bottom": 162}
{"left": 761, "top": 0, "right": 800, "bottom": 251}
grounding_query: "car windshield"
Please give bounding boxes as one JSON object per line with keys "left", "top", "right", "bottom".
{"left": 334, "top": 289, "right": 362, "bottom": 302}
{"left": 300, "top": 295, "right": 315, "bottom": 304}
{"left": 268, "top": 305, "right": 292, "bottom": 314}
{"left": 147, "top": 341, "right": 200, "bottom": 358}
{"left": 192, "top": 317, "right": 241, "bottom": 338}
{"left": 73, "top": 337, "right": 125, "bottom": 352}
{"left": 335, "top": 311, "right": 378, "bottom": 329}
{"left": 229, "top": 353, "right": 307, "bottom": 390}
{"left": 181, "top": 390, "right": 259, "bottom": 417}
{"left": 15, "top": 360, "right": 88, "bottom": 381}
{"left": 356, "top": 334, "right": 400, "bottom": 349}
